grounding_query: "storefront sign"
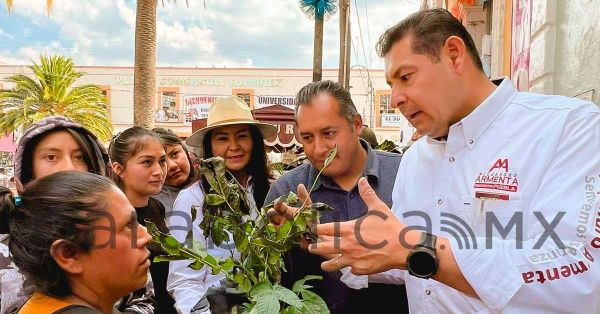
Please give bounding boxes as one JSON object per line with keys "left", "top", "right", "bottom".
{"left": 380, "top": 114, "right": 405, "bottom": 127}
{"left": 184, "top": 95, "right": 216, "bottom": 121}
{"left": 256, "top": 96, "right": 295, "bottom": 109}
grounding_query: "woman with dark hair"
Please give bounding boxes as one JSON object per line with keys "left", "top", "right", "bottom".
{"left": 109, "top": 127, "right": 177, "bottom": 313}
{"left": 167, "top": 96, "right": 276, "bottom": 314}
{"left": 1, "top": 116, "right": 155, "bottom": 314}
{"left": 152, "top": 128, "right": 199, "bottom": 214}
{"left": 1, "top": 171, "right": 151, "bottom": 313}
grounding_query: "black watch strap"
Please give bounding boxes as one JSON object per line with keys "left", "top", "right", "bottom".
{"left": 419, "top": 232, "right": 437, "bottom": 251}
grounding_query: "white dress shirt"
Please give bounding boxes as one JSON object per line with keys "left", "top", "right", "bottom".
{"left": 167, "top": 179, "right": 256, "bottom": 314}
{"left": 392, "top": 79, "right": 600, "bottom": 313}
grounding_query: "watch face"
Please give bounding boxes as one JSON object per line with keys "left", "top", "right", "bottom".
{"left": 409, "top": 250, "right": 437, "bottom": 277}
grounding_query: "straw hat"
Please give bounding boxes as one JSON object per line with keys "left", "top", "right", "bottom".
{"left": 186, "top": 96, "right": 278, "bottom": 147}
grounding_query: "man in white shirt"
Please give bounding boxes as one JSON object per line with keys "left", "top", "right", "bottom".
{"left": 308, "top": 8, "right": 600, "bottom": 313}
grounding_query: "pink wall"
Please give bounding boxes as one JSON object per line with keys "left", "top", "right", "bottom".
{"left": 0, "top": 133, "right": 16, "bottom": 153}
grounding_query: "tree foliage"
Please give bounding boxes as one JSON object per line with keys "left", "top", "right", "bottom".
{"left": 0, "top": 55, "right": 113, "bottom": 141}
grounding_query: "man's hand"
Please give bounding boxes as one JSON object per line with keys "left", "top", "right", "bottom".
{"left": 267, "top": 183, "right": 312, "bottom": 226}
{"left": 267, "top": 184, "right": 314, "bottom": 250}
{"left": 308, "top": 177, "right": 420, "bottom": 275}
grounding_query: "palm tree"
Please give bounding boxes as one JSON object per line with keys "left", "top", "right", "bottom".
{"left": 4, "top": 0, "right": 53, "bottom": 15}
{"left": 0, "top": 55, "right": 113, "bottom": 141}
{"left": 5, "top": 0, "right": 185, "bottom": 129}
{"left": 300, "top": 0, "right": 338, "bottom": 82}
{"left": 134, "top": 0, "right": 158, "bottom": 129}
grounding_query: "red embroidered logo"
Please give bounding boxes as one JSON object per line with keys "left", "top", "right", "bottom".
{"left": 474, "top": 158, "right": 519, "bottom": 192}
{"left": 489, "top": 158, "right": 509, "bottom": 172}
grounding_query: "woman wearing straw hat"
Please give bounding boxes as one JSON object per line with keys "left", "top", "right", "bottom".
{"left": 167, "top": 96, "right": 277, "bottom": 314}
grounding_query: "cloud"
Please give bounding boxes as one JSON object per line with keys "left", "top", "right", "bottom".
{"left": 0, "top": 0, "right": 420, "bottom": 69}
{"left": 0, "top": 28, "right": 15, "bottom": 39}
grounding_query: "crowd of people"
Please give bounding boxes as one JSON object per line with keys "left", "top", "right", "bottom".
{"left": 0, "top": 8, "right": 599, "bottom": 314}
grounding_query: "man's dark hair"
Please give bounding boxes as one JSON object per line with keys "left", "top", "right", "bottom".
{"left": 6, "top": 171, "right": 115, "bottom": 297}
{"left": 376, "top": 9, "right": 483, "bottom": 71}
{"left": 294, "top": 80, "right": 359, "bottom": 125}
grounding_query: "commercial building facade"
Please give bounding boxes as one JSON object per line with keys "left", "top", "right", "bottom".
{"left": 0, "top": 65, "right": 414, "bottom": 146}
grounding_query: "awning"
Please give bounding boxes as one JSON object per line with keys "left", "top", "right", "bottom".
{"left": 191, "top": 104, "right": 302, "bottom": 148}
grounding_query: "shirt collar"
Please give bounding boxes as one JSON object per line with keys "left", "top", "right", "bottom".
{"left": 307, "top": 139, "right": 378, "bottom": 190}
{"left": 460, "top": 77, "right": 517, "bottom": 149}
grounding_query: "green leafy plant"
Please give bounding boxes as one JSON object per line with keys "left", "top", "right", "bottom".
{"left": 375, "top": 139, "right": 398, "bottom": 152}
{"left": 148, "top": 146, "right": 338, "bottom": 314}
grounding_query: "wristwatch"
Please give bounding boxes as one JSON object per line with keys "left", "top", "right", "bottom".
{"left": 406, "top": 232, "right": 439, "bottom": 279}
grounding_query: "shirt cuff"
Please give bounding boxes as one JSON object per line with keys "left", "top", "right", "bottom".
{"left": 449, "top": 237, "right": 523, "bottom": 310}
{"left": 339, "top": 267, "right": 369, "bottom": 289}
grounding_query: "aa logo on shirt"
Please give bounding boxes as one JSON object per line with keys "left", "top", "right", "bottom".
{"left": 474, "top": 158, "right": 519, "bottom": 193}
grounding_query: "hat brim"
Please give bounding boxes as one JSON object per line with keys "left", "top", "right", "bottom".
{"left": 186, "top": 121, "right": 278, "bottom": 147}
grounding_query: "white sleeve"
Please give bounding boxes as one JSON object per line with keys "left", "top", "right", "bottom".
{"left": 167, "top": 184, "right": 213, "bottom": 314}
{"left": 451, "top": 110, "right": 600, "bottom": 311}
{"left": 339, "top": 268, "right": 406, "bottom": 289}
{"left": 339, "top": 170, "right": 408, "bottom": 289}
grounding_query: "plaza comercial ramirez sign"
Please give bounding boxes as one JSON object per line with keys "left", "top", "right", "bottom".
{"left": 115, "top": 76, "right": 283, "bottom": 88}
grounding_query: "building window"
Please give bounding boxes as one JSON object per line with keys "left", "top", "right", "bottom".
{"left": 157, "top": 87, "right": 181, "bottom": 123}
{"left": 232, "top": 89, "right": 255, "bottom": 109}
{"left": 98, "top": 85, "right": 111, "bottom": 114}
{"left": 375, "top": 90, "right": 401, "bottom": 128}
{"left": 379, "top": 94, "right": 394, "bottom": 114}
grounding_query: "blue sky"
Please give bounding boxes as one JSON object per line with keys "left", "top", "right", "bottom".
{"left": 0, "top": 0, "right": 419, "bottom": 69}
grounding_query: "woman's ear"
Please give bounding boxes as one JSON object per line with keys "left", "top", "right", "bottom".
{"left": 111, "top": 162, "right": 124, "bottom": 177}
{"left": 50, "top": 239, "right": 84, "bottom": 275}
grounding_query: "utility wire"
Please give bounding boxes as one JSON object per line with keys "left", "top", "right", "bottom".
{"left": 352, "top": 0, "right": 372, "bottom": 87}
{"left": 363, "top": 0, "right": 373, "bottom": 67}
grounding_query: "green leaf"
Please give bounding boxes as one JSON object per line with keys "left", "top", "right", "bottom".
{"left": 219, "top": 258, "right": 235, "bottom": 271}
{"left": 153, "top": 255, "right": 187, "bottom": 263}
{"left": 272, "top": 285, "right": 302, "bottom": 308}
{"left": 294, "top": 214, "right": 307, "bottom": 231}
{"left": 234, "top": 231, "right": 249, "bottom": 252}
{"left": 254, "top": 293, "right": 280, "bottom": 314}
{"left": 323, "top": 145, "right": 337, "bottom": 168}
{"left": 190, "top": 205, "right": 199, "bottom": 223}
{"left": 249, "top": 281, "right": 272, "bottom": 298}
{"left": 241, "top": 278, "right": 253, "bottom": 293}
{"left": 188, "top": 259, "right": 205, "bottom": 271}
{"left": 268, "top": 252, "right": 280, "bottom": 265}
{"left": 310, "top": 203, "right": 334, "bottom": 212}
{"left": 234, "top": 272, "right": 246, "bottom": 286}
{"left": 266, "top": 224, "right": 277, "bottom": 234}
{"left": 281, "top": 306, "right": 299, "bottom": 314}
{"left": 300, "top": 290, "right": 329, "bottom": 314}
{"left": 206, "top": 193, "right": 226, "bottom": 206}
{"left": 292, "top": 276, "right": 323, "bottom": 294}
{"left": 286, "top": 191, "right": 298, "bottom": 205}
{"left": 204, "top": 255, "right": 217, "bottom": 267}
{"left": 277, "top": 221, "right": 292, "bottom": 240}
